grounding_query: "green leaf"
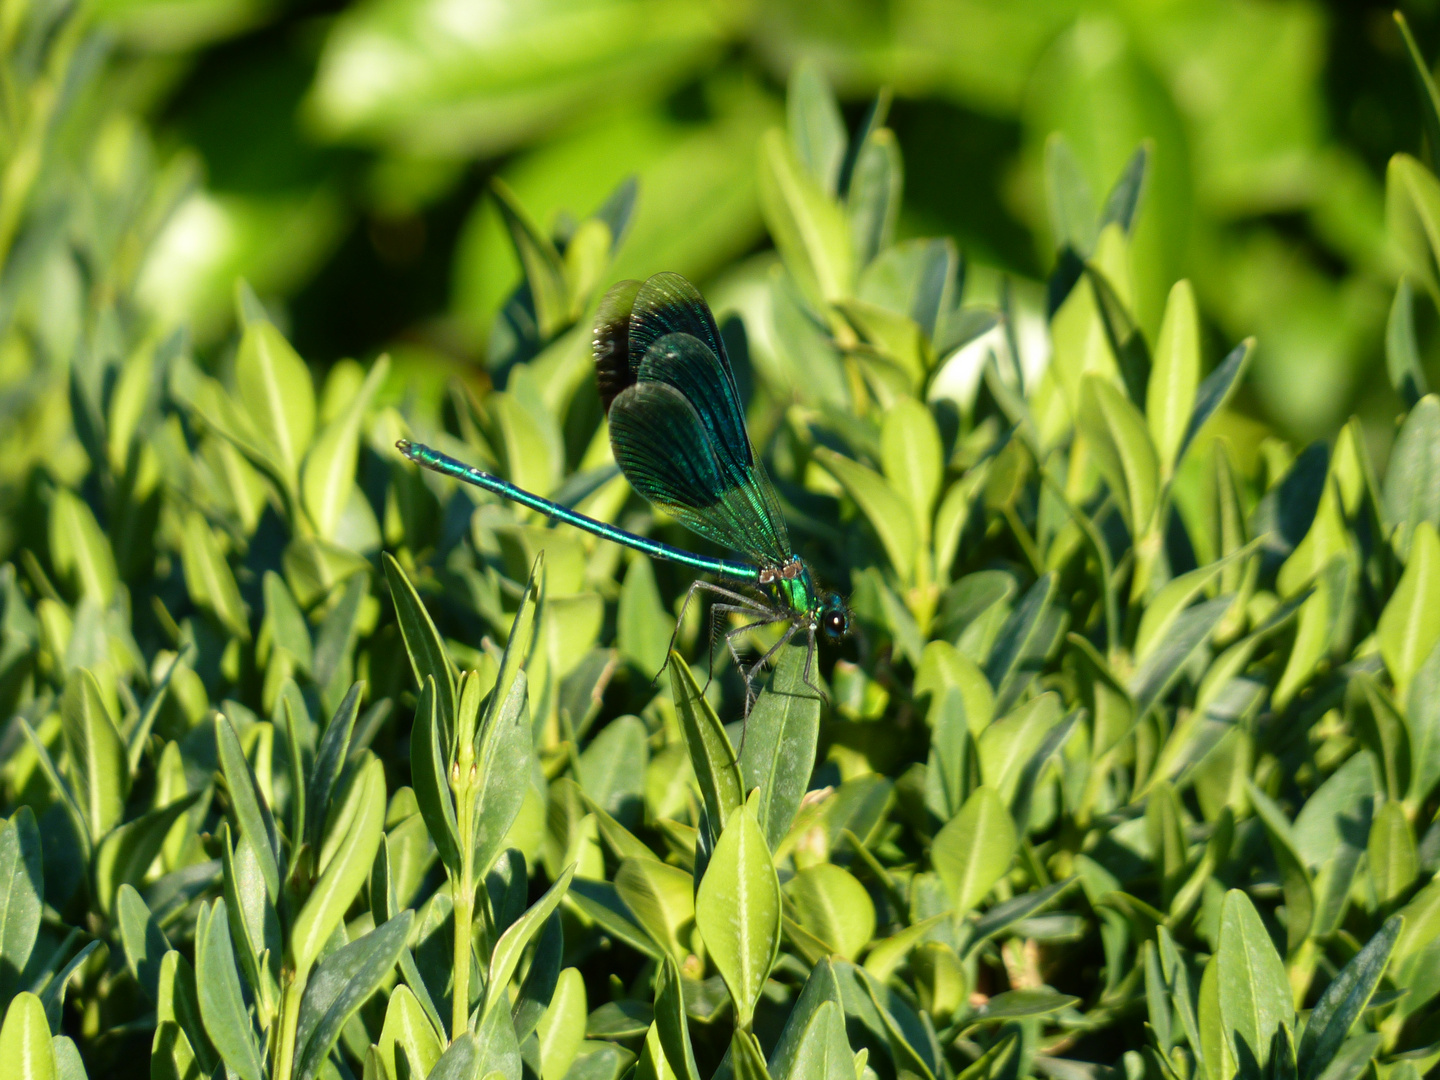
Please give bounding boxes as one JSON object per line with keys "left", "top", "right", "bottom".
{"left": 1044, "top": 133, "right": 1097, "bottom": 257}
{"left": 1396, "top": 12, "right": 1440, "bottom": 177}
{"left": 787, "top": 60, "right": 845, "bottom": 196}
{"left": 383, "top": 552, "right": 457, "bottom": 744}
{"left": 126, "top": 647, "right": 191, "bottom": 777}
{"left": 293, "top": 911, "right": 414, "bottom": 1080}
{"left": 94, "top": 793, "right": 201, "bottom": 916}
{"left": 565, "top": 880, "right": 661, "bottom": 962}
{"left": 977, "top": 692, "right": 1063, "bottom": 806}
{"left": 956, "top": 1032, "right": 1017, "bottom": 1080}
{"left": 984, "top": 572, "right": 1057, "bottom": 714}
{"left": 1101, "top": 143, "right": 1149, "bottom": 235}
{"left": 219, "top": 823, "right": 279, "bottom": 1019}
{"left": 785, "top": 865, "right": 874, "bottom": 962}
{"left": 1387, "top": 279, "right": 1429, "bottom": 409}
{"left": 614, "top": 856, "right": 694, "bottom": 964}
{"left": 1296, "top": 915, "right": 1401, "bottom": 1080}
{"left": 116, "top": 885, "right": 170, "bottom": 1002}
{"left": 924, "top": 687, "right": 971, "bottom": 823}
{"left": 586, "top": 1001, "right": 652, "bottom": 1041}
{"left": 562, "top": 218, "right": 613, "bottom": 318}
{"left": 410, "top": 676, "right": 460, "bottom": 875}
{"left": 311, "top": 573, "right": 367, "bottom": 706}
{"left": 568, "top": 781, "right": 650, "bottom": 864}
{"left": 263, "top": 572, "right": 312, "bottom": 673}
{"left": 1130, "top": 596, "right": 1232, "bottom": 719}
{"left": 856, "top": 970, "right": 937, "bottom": 1080}
{"left": 1178, "top": 339, "right": 1253, "bottom": 467}
{"left": 667, "top": 651, "right": 743, "bottom": 838}
{"left": 776, "top": 999, "right": 851, "bottom": 1080}
{"left": 536, "top": 968, "right": 586, "bottom": 1080}
{"left": 195, "top": 900, "right": 264, "bottom": 1080}
{"left": 61, "top": 669, "right": 129, "bottom": 843}
{"left": 579, "top": 715, "right": 648, "bottom": 828}
{"left": 1367, "top": 800, "right": 1416, "bottom": 906}
{"left": 234, "top": 318, "right": 315, "bottom": 488}
{"left": 839, "top": 296, "right": 927, "bottom": 388}
{"left": 1407, "top": 639, "right": 1440, "bottom": 807}
{"left": 964, "top": 988, "right": 1080, "bottom": 1027}
{"left": 48, "top": 490, "right": 116, "bottom": 606}
{"left": 483, "top": 864, "right": 575, "bottom": 1019}
{"left": 617, "top": 557, "right": 674, "bottom": 677}
{"left": 731, "top": 1028, "right": 772, "bottom": 1080}
{"left": 968, "top": 878, "right": 1077, "bottom": 956}
{"left": 157, "top": 949, "right": 217, "bottom": 1075}
{"left": 428, "top": 1034, "right": 479, "bottom": 1080}
{"left": 1382, "top": 395, "right": 1440, "bottom": 559}
{"left": 1394, "top": 876, "right": 1440, "bottom": 967}
{"left": 1135, "top": 543, "right": 1256, "bottom": 664}
{"left": 39, "top": 939, "right": 100, "bottom": 1033}
{"left": 149, "top": 1021, "right": 198, "bottom": 1080}
{"left": 378, "top": 984, "right": 444, "bottom": 1080}
{"left": 214, "top": 712, "right": 280, "bottom": 902}
{"left": 292, "top": 756, "right": 387, "bottom": 976}
{"left": 474, "top": 668, "right": 533, "bottom": 882}
{"left": 492, "top": 386, "right": 561, "bottom": 501}
{"left": 917, "top": 641, "right": 995, "bottom": 734}
{"left": 1358, "top": 677, "right": 1411, "bottom": 803}
{"left": 54, "top": 1035, "right": 85, "bottom": 1080}
{"left": 513, "top": 912, "right": 562, "bottom": 1042}
{"left": 758, "top": 127, "right": 854, "bottom": 309}
{"left": 492, "top": 178, "right": 569, "bottom": 341}
{"left": 1216, "top": 889, "right": 1293, "bottom": 1075}
{"left": 910, "top": 941, "right": 966, "bottom": 1026}
{"left": 655, "top": 957, "right": 700, "bottom": 1080}
{"left": 846, "top": 126, "right": 901, "bottom": 268}
{"left": 301, "top": 355, "right": 388, "bottom": 539}
{"left": 881, "top": 398, "right": 943, "bottom": 545}
{"left": 1391, "top": 151, "right": 1440, "bottom": 305}
{"left": 931, "top": 786, "right": 1016, "bottom": 917}
{"left": 777, "top": 973, "right": 852, "bottom": 1080}
{"left": 0, "top": 992, "right": 55, "bottom": 1080}
{"left": 695, "top": 797, "right": 780, "bottom": 1029}
{"left": 1085, "top": 260, "right": 1150, "bottom": 408}
{"left": 180, "top": 512, "right": 250, "bottom": 640}
{"left": 305, "top": 681, "right": 362, "bottom": 855}
{"left": 0, "top": 808, "right": 43, "bottom": 1003}
{"left": 1079, "top": 372, "right": 1159, "bottom": 537}
{"left": 1378, "top": 520, "right": 1440, "bottom": 697}
{"left": 741, "top": 644, "right": 822, "bottom": 850}
{"left": 1146, "top": 280, "right": 1201, "bottom": 478}
{"left": 1244, "top": 783, "right": 1314, "bottom": 953}
{"left": 813, "top": 446, "right": 916, "bottom": 582}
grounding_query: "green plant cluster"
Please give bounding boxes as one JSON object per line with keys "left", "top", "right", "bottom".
{"left": 22, "top": 0, "right": 1396, "bottom": 441}
{"left": 5, "top": 8, "right": 1440, "bottom": 1080}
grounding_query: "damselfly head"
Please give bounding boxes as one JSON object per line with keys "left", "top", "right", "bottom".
{"left": 820, "top": 593, "right": 849, "bottom": 640}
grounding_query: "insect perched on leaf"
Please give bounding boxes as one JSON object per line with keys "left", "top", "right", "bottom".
{"left": 398, "top": 271, "right": 850, "bottom": 711}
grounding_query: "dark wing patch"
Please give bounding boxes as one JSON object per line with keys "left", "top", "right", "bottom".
{"left": 628, "top": 272, "right": 725, "bottom": 361}
{"left": 593, "top": 278, "right": 642, "bottom": 411}
{"left": 628, "top": 272, "right": 743, "bottom": 403}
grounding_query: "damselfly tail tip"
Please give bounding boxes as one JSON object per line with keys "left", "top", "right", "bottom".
{"left": 395, "top": 438, "right": 416, "bottom": 458}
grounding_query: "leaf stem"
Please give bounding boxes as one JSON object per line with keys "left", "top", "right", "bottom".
{"left": 272, "top": 969, "right": 306, "bottom": 1080}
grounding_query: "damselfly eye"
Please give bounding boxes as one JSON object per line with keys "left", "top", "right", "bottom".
{"left": 822, "top": 608, "right": 848, "bottom": 639}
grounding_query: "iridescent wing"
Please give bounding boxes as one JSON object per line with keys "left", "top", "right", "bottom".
{"left": 594, "top": 274, "right": 791, "bottom": 565}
